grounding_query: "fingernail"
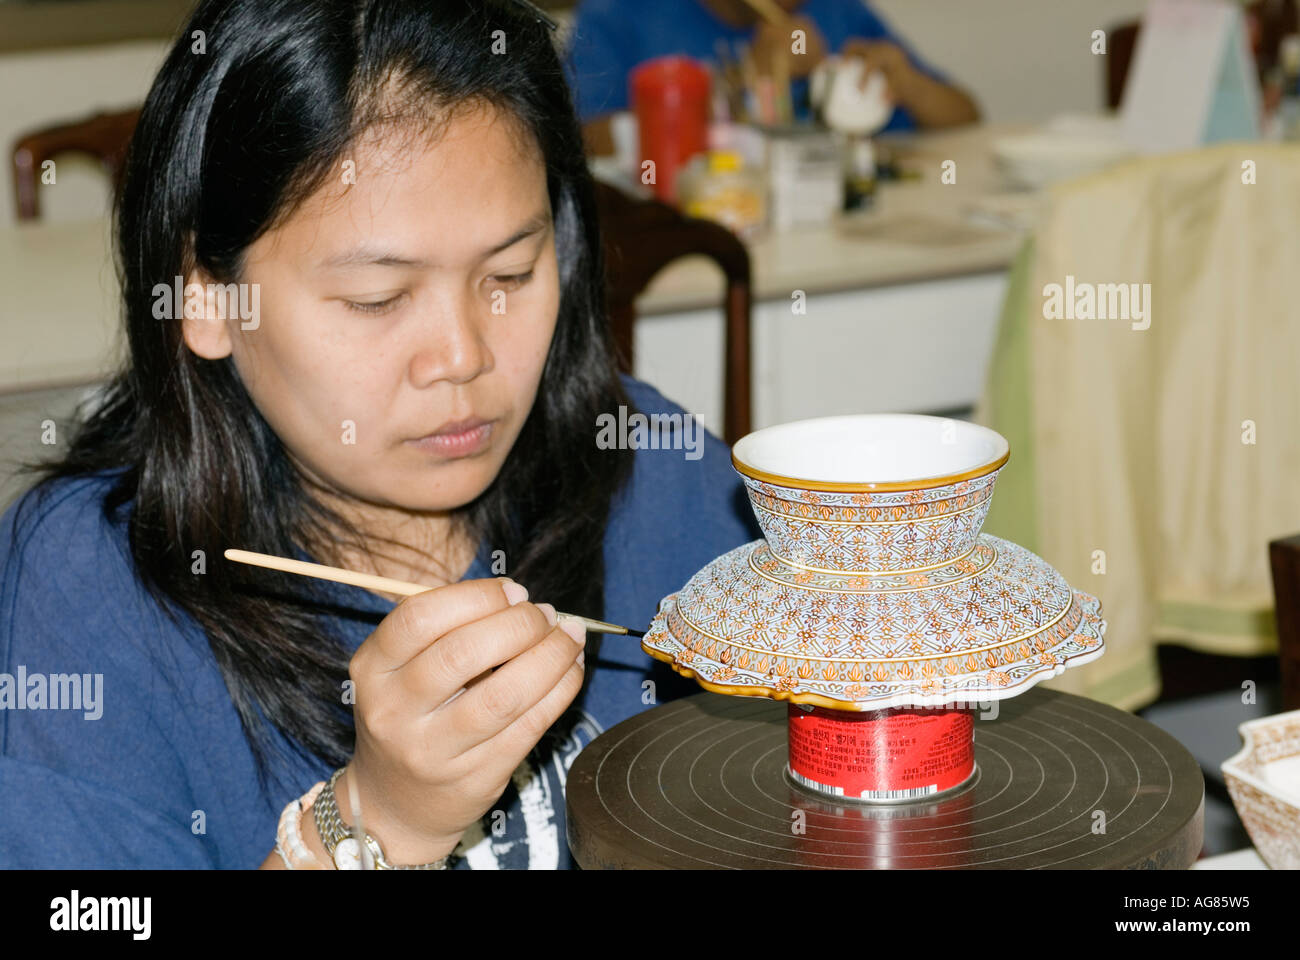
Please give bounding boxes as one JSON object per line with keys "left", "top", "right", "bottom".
{"left": 501, "top": 579, "right": 528, "bottom": 605}
{"left": 558, "top": 615, "right": 586, "bottom": 646}
{"left": 536, "top": 602, "right": 558, "bottom": 626}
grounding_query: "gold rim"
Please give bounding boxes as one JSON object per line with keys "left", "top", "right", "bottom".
{"left": 731, "top": 448, "right": 1010, "bottom": 493}
{"left": 641, "top": 634, "right": 1105, "bottom": 711}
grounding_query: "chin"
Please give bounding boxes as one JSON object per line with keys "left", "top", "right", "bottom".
{"left": 381, "top": 459, "right": 500, "bottom": 512}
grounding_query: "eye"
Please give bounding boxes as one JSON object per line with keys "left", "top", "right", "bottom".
{"left": 488, "top": 270, "right": 534, "bottom": 293}
{"left": 343, "top": 293, "right": 405, "bottom": 315}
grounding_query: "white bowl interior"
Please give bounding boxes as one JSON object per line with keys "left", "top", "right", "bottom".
{"left": 1264, "top": 756, "right": 1300, "bottom": 800}
{"left": 733, "top": 414, "right": 1008, "bottom": 484}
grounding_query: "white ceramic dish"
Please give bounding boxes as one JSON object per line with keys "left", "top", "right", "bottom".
{"left": 992, "top": 115, "right": 1133, "bottom": 190}
{"left": 642, "top": 414, "right": 1106, "bottom": 710}
{"left": 1222, "top": 709, "right": 1300, "bottom": 869}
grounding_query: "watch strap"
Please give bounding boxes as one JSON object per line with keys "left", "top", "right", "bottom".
{"left": 314, "top": 768, "right": 457, "bottom": 870}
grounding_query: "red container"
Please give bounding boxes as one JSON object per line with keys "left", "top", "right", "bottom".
{"left": 787, "top": 703, "right": 976, "bottom": 802}
{"left": 630, "top": 55, "right": 711, "bottom": 203}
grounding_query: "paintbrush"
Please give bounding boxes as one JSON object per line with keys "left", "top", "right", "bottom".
{"left": 737, "top": 41, "right": 760, "bottom": 123}
{"left": 223, "top": 548, "right": 646, "bottom": 638}
{"left": 714, "top": 38, "right": 748, "bottom": 122}
{"left": 739, "top": 0, "right": 794, "bottom": 124}
{"left": 739, "top": 0, "right": 788, "bottom": 25}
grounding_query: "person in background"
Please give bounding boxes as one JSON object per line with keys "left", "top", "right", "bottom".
{"left": 566, "top": 0, "right": 980, "bottom": 154}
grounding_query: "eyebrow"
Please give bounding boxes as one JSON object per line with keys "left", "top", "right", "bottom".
{"left": 317, "top": 211, "right": 552, "bottom": 270}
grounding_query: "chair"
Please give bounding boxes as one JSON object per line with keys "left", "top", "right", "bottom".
{"left": 1105, "top": 0, "right": 1297, "bottom": 109}
{"left": 594, "top": 180, "right": 752, "bottom": 445}
{"left": 1269, "top": 535, "right": 1300, "bottom": 711}
{"left": 11, "top": 107, "right": 142, "bottom": 221}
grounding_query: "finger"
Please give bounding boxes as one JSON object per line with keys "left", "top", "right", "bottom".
{"left": 361, "top": 577, "right": 528, "bottom": 673}
{"left": 839, "top": 40, "right": 886, "bottom": 85}
{"left": 855, "top": 56, "right": 886, "bottom": 90}
{"left": 440, "top": 665, "right": 495, "bottom": 710}
{"left": 460, "top": 649, "right": 586, "bottom": 770}
{"left": 840, "top": 38, "right": 879, "bottom": 60}
{"left": 437, "top": 619, "right": 584, "bottom": 757}
{"left": 398, "top": 600, "right": 556, "bottom": 709}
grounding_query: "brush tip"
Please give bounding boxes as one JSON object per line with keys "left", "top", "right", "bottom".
{"left": 627, "top": 627, "right": 646, "bottom": 639}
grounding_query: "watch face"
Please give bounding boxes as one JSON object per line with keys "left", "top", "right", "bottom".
{"left": 333, "top": 837, "right": 363, "bottom": 870}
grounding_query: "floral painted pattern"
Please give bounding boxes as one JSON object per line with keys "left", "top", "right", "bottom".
{"left": 742, "top": 472, "right": 1000, "bottom": 573}
{"left": 643, "top": 532, "right": 1106, "bottom": 710}
{"left": 643, "top": 464, "right": 1105, "bottom": 710}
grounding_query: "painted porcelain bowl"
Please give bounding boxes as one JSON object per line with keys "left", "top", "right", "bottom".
{"left": 1222, "top": 710, "right": 1300, "bottom": 869}
{"left": 642, "top": 414, "right": 1107, "bottom": 710}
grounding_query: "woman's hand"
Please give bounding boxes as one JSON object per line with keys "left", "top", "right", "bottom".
{"left": 840, "top": 39, "right": 914, "bottom": 96}
{"left": 839, "top": 37, "right": 979, "bottom": 129}
{"left": 338, "top": 577, "right": 586, "bottom": 865}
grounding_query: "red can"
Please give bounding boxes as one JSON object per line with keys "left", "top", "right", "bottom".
{"left": 629, "top": 55, "right": 711, "bottom": 203}
{"left": 787, "top": 703, "right": 975, "bottom": 802}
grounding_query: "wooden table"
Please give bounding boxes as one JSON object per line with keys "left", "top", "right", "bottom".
{"left": 637, "top": 123, "right": 1035, "bottom": 316}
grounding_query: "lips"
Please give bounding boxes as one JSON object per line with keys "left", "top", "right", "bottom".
{"left": 406, "top": 416, "right": 495, "bottom": 459}
{"left": 425, "top": 416, "right": 491, "bottom": 438}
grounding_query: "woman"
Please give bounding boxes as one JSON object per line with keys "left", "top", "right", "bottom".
{"left": 0, "top": 0, "right": 759, "bottom": 869}
{"left": 567, "top": 0, "right": 980, "bottom": 153}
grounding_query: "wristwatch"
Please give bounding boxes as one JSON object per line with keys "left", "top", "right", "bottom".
{"left": 313, "top": 768, "right": 457, "bottom": 870}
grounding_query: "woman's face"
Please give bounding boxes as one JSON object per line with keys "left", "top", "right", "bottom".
{"left": 184, "top": 103, "right": 559, "bottom": 515}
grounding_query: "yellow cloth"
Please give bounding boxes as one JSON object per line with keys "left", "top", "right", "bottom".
{"left": 976, "top": 143, "right": 1300, "bottom": 711}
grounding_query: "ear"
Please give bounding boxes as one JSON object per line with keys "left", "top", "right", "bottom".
{"left": 179, "top": 267, "right": 234, "bottom": 360}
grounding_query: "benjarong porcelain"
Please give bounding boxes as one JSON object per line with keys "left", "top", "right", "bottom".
{"left": 642, "top": 415, "right": 1107, "bottom": 711}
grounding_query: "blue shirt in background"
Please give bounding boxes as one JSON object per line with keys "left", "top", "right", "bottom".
{"left": 564, "top": 0, "right": 949, "bottom": 132}
{"left": 0, "top": 375, "right": 762, "bottom": 869}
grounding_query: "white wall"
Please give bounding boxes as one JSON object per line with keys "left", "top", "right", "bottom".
{"left": 635, "top": 272, "right": 1009, "bottom": 432}
{"left": 0, "top": 39, "right": 170, "bottom": 224}
{"left": 871, "top": 0, "right": 1152, "bottom": 123}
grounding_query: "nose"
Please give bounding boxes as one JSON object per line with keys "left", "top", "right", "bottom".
{"left": 407, "top": 284, "right": 494, "bottom": 387}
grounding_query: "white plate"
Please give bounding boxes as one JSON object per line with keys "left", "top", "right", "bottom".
{"left": 992, "top": 116, "right": 1133, "bottom": 190}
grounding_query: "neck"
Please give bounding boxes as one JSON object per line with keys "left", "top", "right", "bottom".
{"left": 297, "top": 470, "right": 476, "bottom": 593}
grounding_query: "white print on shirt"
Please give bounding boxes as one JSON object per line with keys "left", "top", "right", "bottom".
{"left": 454, "top": 706, "right": 604, "bottom": 869}
{"left": 513, "top": 756, "right": 559, "bottom": 868}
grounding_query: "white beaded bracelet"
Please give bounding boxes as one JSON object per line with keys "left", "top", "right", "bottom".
{"left": 275, "top": 781, "right": 326, "bottom": 869}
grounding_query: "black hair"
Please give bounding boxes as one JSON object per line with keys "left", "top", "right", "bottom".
{"left": 22, "top": 0, "right": 633, "bottom": 797}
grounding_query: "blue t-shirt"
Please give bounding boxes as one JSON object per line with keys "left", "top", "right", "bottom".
{"left": 0, "top": 375, "right": 762, "bottom": 869}
{"left": 564, "top": 0, "right": 948, "bottom": 131}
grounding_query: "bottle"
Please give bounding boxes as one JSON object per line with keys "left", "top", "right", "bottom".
{"left": 842, "top": 136, "right": 876, "bottom": 212}
{"left": 677, "top": 150, "right": 767, "bottom": 238}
